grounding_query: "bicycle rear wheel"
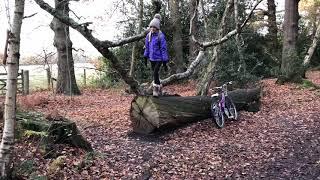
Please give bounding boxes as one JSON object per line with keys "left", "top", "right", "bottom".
{"left": 226, "top": 97, "right": 238, "bottom": 120}
{"left": 211, "top": 102, "right": 225, "bottom": 128}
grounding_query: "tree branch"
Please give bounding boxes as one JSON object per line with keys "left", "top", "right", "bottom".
{"left": 189, "top": 0, "right": 202, "bottom": 48}
{"left": 33, "top": 0, "right": 143, "bottom": 94}
{"left": 102, "top": 31, "right": 149, "bottom": 48}
{"left": 23, "top": 13, "right": 37, "bottom": 19}
{"left": 161, "top": 51, "right": 205, "bottom": 85}
{"left": 33, "top": 0, "right": 147, "bottom": 48}
{"left": 199, "top": 0, "right": 263, "bottom": 49}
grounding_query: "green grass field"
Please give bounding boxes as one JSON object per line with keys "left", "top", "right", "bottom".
{"left": 0, "top": 63, "right": 99, "bottom": 93}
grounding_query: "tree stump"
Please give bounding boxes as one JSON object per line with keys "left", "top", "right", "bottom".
{"left": 130, "top": 88, "right": 261, "bottom": 134}
{"left": 16, "top": 112, "right": 92, "bottom": 151}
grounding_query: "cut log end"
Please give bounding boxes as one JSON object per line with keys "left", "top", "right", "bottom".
{"left": 130, "top": 96, "right": 158, "bottom": 134}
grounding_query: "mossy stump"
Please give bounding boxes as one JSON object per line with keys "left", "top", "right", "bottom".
{"left": 16, "top": 112, "right": 92, "bottom": 152}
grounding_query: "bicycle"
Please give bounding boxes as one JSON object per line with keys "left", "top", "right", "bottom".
{"left": 210, "top": 81, "right": 238, "bottom": 128}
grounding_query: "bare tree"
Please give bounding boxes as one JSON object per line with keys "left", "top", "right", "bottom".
{"left": 196, "top": 0, "right": 233, "bottom": 95}
{"left": 0, "top": 0, "right": 24, "bottom": 177}
{"left": 152, "top": 0, "right": 161, "bottom": 14}
{"left": 278, "top": 0, "right": 302, "bottom": 83}
{"left": 35, "top": 0, "right": 147, "bottom": 94}
{"left": 234, "top": 0, "right": 246, "bottom": 73}
{"left": 194, "top": 0, "right": 263, "bottom": 95}
{"left": 169, "top": 0, "right": 185, "bottom": 73}
{"left": 129, "top": 0, "right": 144, "bottom": 77}
{"left": 267, "top": 0, "right": 278, "bottom": 50}
{"left": 51, "top": 0, "right": 80, "bottom": 95}
{"left": 303, "top": 22, "right": 320, "bottom": 66}
{"left": 33, "top": 0, "right": 261, "bottom": 94}
{"left": 189, "top": 0, "right": 199, "bottom": 58}
{"left": 200, "top": 0, "right": 209, "bottom": 40}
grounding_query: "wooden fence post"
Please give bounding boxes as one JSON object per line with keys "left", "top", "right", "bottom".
{"left": 83, "top": 69, "right": 86, "bottom": 87}
{"left": 23, "top": 70, "right": 29, "bottom": 95}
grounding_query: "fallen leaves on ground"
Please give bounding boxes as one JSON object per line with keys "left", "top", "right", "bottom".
{"left": 13, "top": 72, "right": 320, "bottom": 179}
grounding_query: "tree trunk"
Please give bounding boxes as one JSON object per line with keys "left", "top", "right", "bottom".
{"left": 278, "top": 0, "right": 302, "bottom": 83}
{"left": 131, "top": 88, "right": 261, "bottom": 134}
{"left": 196, "top": 0, "right": 233, "bottom": 96}
{"left": 267, "top": 0, "right": 278, "bottom": 50}
{"left": 51, "top": 0, "right": 80, "bottom": 95}
{"left": 234, "top": 0, "right": 246, "bottom": 73}
{"left": 169, "top": 0, "right": 185, "bottom": 73}
{"left": 0, "top": 0, "right": 24, "bottom": 177}
{"left": 129, "top": 0, "right": 143, "bottom": 77}
{"left": 152, "top": 0, "right": 161, "bottom": 14}
{"left": 196, "top": 47, "right": 219, "bottom": 95}
{"left": 200, "top": 0, "right": 208, "bottom": 40}
{"left": 303, "top": 22, "right": 320, "bottom": 66}
{"left": 189, "top": 0, "right": 200, "bottom": 59}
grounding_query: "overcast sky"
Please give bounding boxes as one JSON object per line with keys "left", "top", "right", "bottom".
{"left": 0, "top": 0, "right": 123, "bottom": 58}
{"left": 0, "top": 0, "right": 284, "bottom": 59}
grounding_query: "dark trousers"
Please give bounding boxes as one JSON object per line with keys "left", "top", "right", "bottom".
{"left": 151, "top": 61, "right": 162, "bottom": 85}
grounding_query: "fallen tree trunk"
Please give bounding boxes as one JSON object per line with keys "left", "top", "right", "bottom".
{"left": 130, "top": 88, "right": 261, "bottom": 134}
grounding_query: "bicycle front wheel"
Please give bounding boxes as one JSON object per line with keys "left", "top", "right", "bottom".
{"left": 211, "top": 102, "right": 225, "bottom": 128}
{"left": 226, "top": 97, "right": 238, "bottom": 120}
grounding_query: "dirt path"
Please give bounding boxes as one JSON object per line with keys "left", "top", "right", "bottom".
{"left": 15, "top": 72, "right": 320, "bottom": 179}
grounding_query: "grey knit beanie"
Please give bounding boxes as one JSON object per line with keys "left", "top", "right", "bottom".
{"left": 149, "top": 14, "right": 161, "bottom": 30}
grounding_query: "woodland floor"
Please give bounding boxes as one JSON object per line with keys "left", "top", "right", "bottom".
{"left": 10, "top": 70, "right": 320, "bottom": 179}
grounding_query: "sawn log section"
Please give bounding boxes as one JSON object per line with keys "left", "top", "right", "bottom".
{"left": 130, "top": 88, "right": 261, "bottom": 134}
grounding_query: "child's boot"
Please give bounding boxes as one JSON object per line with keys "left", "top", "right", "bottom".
{"left": 159, "top": 84, "right": 163, "bottom": 96}
{"left": 153, "top": 83, "right": 160, "bottom": 97}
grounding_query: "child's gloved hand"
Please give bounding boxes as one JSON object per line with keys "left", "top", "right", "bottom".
{"left": 163, "top": 61, "right": 168, "bottom": 72}
{"left": 144, "top": 57, "right": 148, "bottom": 67}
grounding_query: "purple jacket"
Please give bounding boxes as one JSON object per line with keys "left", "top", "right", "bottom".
{"left": 144, "top": 31, "right": 169, "bottom": 62}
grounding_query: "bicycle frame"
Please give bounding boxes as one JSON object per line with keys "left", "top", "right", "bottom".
{"left": 212, "top": 83, "right": 229, "bottom": 113}
{"left": 211, "top": 81, "right": 237, "bottom": 128}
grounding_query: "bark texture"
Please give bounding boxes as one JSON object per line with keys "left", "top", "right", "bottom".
{"left": 189, "top": 0, "right": 200, "bottom": 58}
{"left": 267, "top": 0, "right": 278, "bottom": 50}
{"left": 197, "top": 0, "right": 233, "bottom": 96}
{"left": 234, "top": 0, "right": 246, "bottom": 73}
{"left": 152, "top": 0, "right": 161, "bottom": 14}
{"left": 130, "top": 88, "right": 261, "bottom": 134}
{"left": 51, "top": 0, "right": 80, "bottom": 95}
{"left": 200, "top": 0, "right": 208, "bottom": 40}
{"left": 278, "top": 0, "right": 302, "bottom": 83}
{"left": 303, "top": 22, "right": 320, "bottom": 66}
{"left": 0, "top": 0, "right": 24, "bottom": 177}
{"left": 169, "top": 0, "right": 185, "bottom": 73}
{"left": 161, "top": 51, "right": 205, "bottom": 85}
{"left": 129, "top": 0, "right": 144, "bottom": 77}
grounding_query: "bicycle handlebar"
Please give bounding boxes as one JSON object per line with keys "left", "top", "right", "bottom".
{"left": 212, "top": 81, "right": 232, "bottom": 90}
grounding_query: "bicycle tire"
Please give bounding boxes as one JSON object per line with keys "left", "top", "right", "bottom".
{"left": 226, "top": 97, "right": 238, "bottom": 120}
{"left": 211, "top": 102, "right": 225, "bottom": 128}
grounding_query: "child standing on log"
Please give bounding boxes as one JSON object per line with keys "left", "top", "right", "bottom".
{"left": 144, "top": 14, "right": 169, "bottom": 97}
